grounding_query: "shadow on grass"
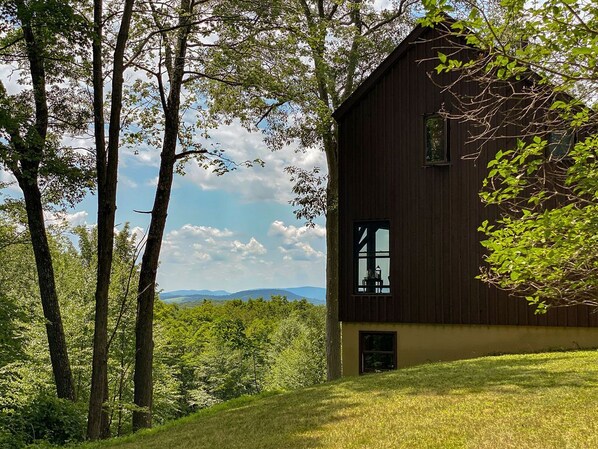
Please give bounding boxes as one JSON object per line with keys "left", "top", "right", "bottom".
{"left": 90, "top": 351, "right": 598, "bottom": 449}
{"left": 101, "top": 385, "right": 361, "bottom": 449}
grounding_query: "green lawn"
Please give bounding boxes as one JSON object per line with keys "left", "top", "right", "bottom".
{"left": 82, "top": 350, "right": 598, "bottom": 449}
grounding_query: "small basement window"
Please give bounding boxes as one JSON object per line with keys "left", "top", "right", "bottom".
{"left": 424, "top": 114, "right": 449, "bottom": 165}
{"left": 547, "top": 130, "right": 574, "bottom": 159}
{"left": 359, "top": 331, "right": 397, "bottom": 374}
{"left": 354, "top": 221, "right": 390, "bottom": 294}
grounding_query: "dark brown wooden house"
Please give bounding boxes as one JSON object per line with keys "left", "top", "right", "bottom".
{"left": 333, "top": 23, "right": 598, "bottom": 376}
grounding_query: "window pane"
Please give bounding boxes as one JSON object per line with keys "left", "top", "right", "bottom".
{"left": 354, "top": 221, "right": 391, "bottom": 294}
{"left": 357, "top": 257, "right": 390, "bottom": 293}
{"left": 363, "top": 353, "right": 396, "bottom": 372}
{"left": 362, "top": 333, "right": 394, "bottom": 352}
{"left": 425, "top": 115, "right": 447, "bottom": 164}
{"left": 360, "top": 332, "right": 397, "bottom": 374}
{"left": 375, "top": 227, "right": 389, "bottom": 252}
{"left": 548, "top": 131, "right": 573, "bottom": 158}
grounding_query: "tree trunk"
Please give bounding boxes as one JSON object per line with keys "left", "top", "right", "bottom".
{"left": 324, "top": 136, "right": 341, "bottom": 380}
{"left": 14, "top": 0, "right": 76, "bottom": 401}
{"left": 132, "top": 136, "right": 176, "bottom": 430}
{"left": 19, "top": 180, "right": 76, "bottom": 400}
{"left": 87, "top": 0, "right": 136, "bottom": 440}
{"left": 133, "top": 1, "right": 192, "bottom": 428}
{"left": 87, "top": 0, "right": 110, "bottom": 437}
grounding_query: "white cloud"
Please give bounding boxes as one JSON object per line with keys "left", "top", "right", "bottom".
{"left": 123, "top": 146, "right": 161, "bottom": 167}
{"left": 43, "top": 210, "right": 89, "bottom": 227}
{"left": 0, "top": 65, "right": 25, "bottom": 95}
{"left": 231, "top": 237, "right": 267, "bottom": 258}
{"left": 268, "top": 220, "right": 325, "bottom": 261}
{"left": 155, "top": 220, "right": 325, "bottom": 292}
{"left": 120, "top": 174, "right": 138, "bottom": 189}
{"left": 145, "top": 176, "right": 159, "bottom": 187}
{"left": 268, "top": 220, "right": 326, "bottom": 242}
{"left": 0, "top": 169, "right": 20, "bottom": 194}
{"left": 129, "top": 226, "right": 146, "bottom": 245}
{"left": 161, "top": 224, "right": 264, "bottom": 266}
{"left": 169, "top": 224, "right": 234, "bottom": 239}
{"left": 183, "top": 120, "right": 327, "bottom": 204}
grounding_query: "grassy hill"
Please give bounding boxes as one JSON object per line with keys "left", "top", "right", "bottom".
{"left": 82, "top": 350, "right": 598, "bottom": 449}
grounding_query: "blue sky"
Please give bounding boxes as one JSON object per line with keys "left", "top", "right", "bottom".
{"left": 97, "top": 122, "right": 326, "bottom": 292}
{"left": 0, "top": 37, "right": 330, "bottom": 292}
{"left": 0, "top": 93, "right": 327, "bottom": 292}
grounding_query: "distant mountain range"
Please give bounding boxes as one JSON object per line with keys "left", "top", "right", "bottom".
{"left": 159, "top": 286, "right": 326, "bottom": 306}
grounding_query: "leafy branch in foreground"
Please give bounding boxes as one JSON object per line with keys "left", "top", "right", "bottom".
{"left": 423, "top": 0, "right": 598, "bottom": 312}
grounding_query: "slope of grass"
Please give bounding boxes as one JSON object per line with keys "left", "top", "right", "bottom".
{"left": 81, "top": 350, "right": 598, "bottom": 449}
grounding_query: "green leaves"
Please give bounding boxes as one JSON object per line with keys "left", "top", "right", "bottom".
{"left": 418, "top": 0, "right": 598, "bottom": 312}
{"left": 479, "top": 133, "right": 598, "bottom": 311}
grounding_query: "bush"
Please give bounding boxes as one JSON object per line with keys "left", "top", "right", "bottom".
{"left": 1, "top": 394, "right": 85, "bottom": 447}
{"left": 0, "top": 427, "right": 26, "bottom": 449}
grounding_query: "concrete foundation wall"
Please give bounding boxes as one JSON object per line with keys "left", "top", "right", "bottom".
{"left": 342, "top": 322, "right": 598, "bottom": 377}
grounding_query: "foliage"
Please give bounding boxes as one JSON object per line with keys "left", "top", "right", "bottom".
{"left": 0, "top": 239, "right": 27, "bottom": 368}
{"left": 284, "top": 166, "right": 327, "bottom": 227}
{"left": 1, "top": 393, "right": 86, "bottom": 446}
{"left": 423, "top": 0, "right": 598, "bottom": 311}
{"left": 0, "top": 218, "right": 143, "bottom": 445}
{"left": 0, "top": 0, "right": 94, "bottom": 207}
{"left": 0, "top": 218, "right": 326, "bottom": 448}
{"left": 78, "top": 350, "right": 598, "bottom": 449}
{"left": 206, "top": 0, "right": 414, "bottom": 151}
{"left": 0, "top": 0, "right": 95, "bottom": 404}
{"left": 121, "top": 0, "right": 262, "bottom": 177}
{"left": 266, "top": 308, "right": 326, "bottom": 390}
{"left": 153, "top": 296, "right": 327, "bottom": 419}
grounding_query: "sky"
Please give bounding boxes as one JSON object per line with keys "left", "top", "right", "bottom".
{"left": 0, "top": 69, "right": 328, "bottom": 292}
{"left": 129, "top": 122, "right": 328, "bottom": 292}
{"left": 95, "top": 122, "right": 327, "bottom": 292}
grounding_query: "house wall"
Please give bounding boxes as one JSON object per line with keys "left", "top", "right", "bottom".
{"left": 342, "top": 322, "right": 598, "bottom": 376}
{"left": 336, "top": 26, "right": 598, "bottom": 327}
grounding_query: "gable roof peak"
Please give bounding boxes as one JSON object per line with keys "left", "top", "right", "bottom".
{"left": 333, "top": 18, "right": 456, "bottom": 120}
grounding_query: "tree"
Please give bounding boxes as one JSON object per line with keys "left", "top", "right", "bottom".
{"left": 205, "top": 0, "right": 415, "bottom": 380}
{"left": 124, "top": 0, "right": 221, "bottom": 429}
{"left": 266, "top": 307, "right": 326, "bottom": 390}
{"left": 0, "top": 217, "right": 144, "bottom": 445}
{"left": 125, "top": 0, "right": 262, "bottom": 428}
{"left": 0, "top": 218, "right": 27, "bottom": 369}
{"left": 0, "top": 0, "right": 93, "bottom": 401}
{"left": 131, "top": 0, "right": 195, "bottom": 429}
{"left": 87, "top": 0, "right": 136, "bottom": 439}
{"left": 423, "top": 0, "right": 598, "bottom": 311}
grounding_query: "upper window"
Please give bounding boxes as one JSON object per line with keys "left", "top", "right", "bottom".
{"left": 547, "top": 130, "right": 574, "bottom": 159}
{"left": 359, "top": 331, "right": 397, "bottom": 374}
{"left": 424, "top": 114, "right": 449, "bottom": 165}
{"left": 354, "top": 221, "right": 390, "bottom": 294}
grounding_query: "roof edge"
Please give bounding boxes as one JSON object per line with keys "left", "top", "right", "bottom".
{"left": 332, "top": 19, "right": 454, "bottom": 120}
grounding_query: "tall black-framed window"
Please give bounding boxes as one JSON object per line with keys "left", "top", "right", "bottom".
{"left": 424, "top": 113, "right": 449, "bottom": 165}
{"left": 359, "top": 331, "right": 397, "bottom": 374}
{"left": 354, "top": 221, "right": 390, "bottom": 294}
{"left": 547, "top": 130, "right": 575, "bottom": 159}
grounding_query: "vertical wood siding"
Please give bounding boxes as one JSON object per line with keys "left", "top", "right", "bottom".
{"left": 338, "top": 28, "right": 597, "bottom": 327}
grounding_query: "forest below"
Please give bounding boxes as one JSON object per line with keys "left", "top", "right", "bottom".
{"left": 0, "top": 218, "right": 325, "bottom": 447}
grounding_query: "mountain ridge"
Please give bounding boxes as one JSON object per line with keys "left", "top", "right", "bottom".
{"left": 159, "top": 286, "right": 326, "bottom": 305}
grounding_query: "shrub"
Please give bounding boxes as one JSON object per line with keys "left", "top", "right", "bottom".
{"left": 1, "top": 394, "right": 85, "bottom": 447}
